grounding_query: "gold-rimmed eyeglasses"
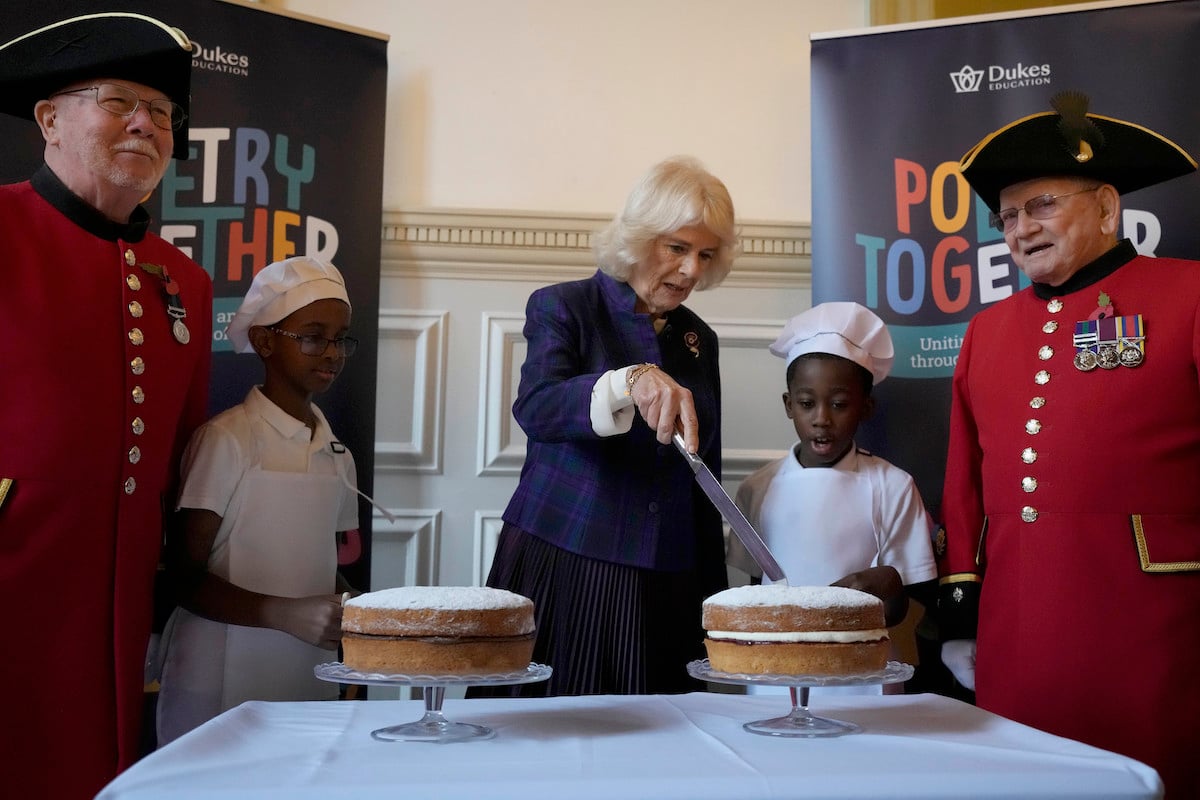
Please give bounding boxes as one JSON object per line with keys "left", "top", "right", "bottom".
{"left": 269, "top": 328, "right": 359, "bottom": 357}
{"left": 51, "top": 83, "right": 187, "bottom": 131}
{"left": 989, "top": 186, "right": 1102, "bottom": 233}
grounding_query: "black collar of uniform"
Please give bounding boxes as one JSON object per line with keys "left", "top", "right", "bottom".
{"left": 1031, "top": 239, "right": 1136, "bottom": 299}
{"left": 30, "top": 163, "right": 151, "bottom": 243}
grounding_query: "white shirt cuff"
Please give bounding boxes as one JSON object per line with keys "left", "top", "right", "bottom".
{"left": 590, "top": 367, "right": 638, "bottom": 436}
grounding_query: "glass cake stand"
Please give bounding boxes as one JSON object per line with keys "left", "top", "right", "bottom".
{"left": 687, "top": 658, "right": 913, "bottom": 738}
{"left": 315, "top": 661, "right": 552, "bottom": 743}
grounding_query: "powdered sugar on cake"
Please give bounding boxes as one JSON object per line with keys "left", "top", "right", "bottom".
{"left": 346, "top": 586, "right": 529, "bottom": 611}
{"left": 704, "top": 584, "right": 879, "bottom": 609}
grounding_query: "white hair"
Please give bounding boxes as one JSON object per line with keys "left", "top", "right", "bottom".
{"left": 592, "top": 156, "right": 738, "bottom": 290}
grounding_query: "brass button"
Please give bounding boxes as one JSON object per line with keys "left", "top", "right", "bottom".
{"left": 124, "top": 477, "right": 137, "bottom": 495}
{"left": 132, "top": 386, "right": 145, "bottom": 404}
{"left": 126, "top": 273, "right": 141, "bottom": 291}
{"left": 128, "top": 328, "right": 144, "bottom": 346}
{"left": 1038, "top": 345, "right": 1054, "bottom": 360}
{"left": 128, "top": 446, "right": 142, "bottom": 465}
{"left": 1021, "top": 447, "right": 1037, "bottom": 464}
{"left": 124, "top": 249, "right": 137, "bottom": 266}
{"left": 128, "top": 300, "right": 144, "bottom": 318}
{"left": 1025, "top": 419, "right": 1042, "bottom": 435}
{"left": 1021, "top": 476, "right": 1038, "bottom": 493}
{"left": 130, "top": 356, "right": 145, "bottom": 376}
{"left": 1047, "top": 299, "right": 1063, "bottom": 313}
{"left": 1035, "top": 371, "right": 1050, "bottom": 385}
{"left": 1021, "top": 506, "right": 1039, "bottom": 522}
{"left": 1030, "top": 397, "right": 1045, "bottom": 409}
{"left": 131, "top": 417, "right": 145, "bottom": 436}
{"left": 1042, "top": 320, "right": 1059, "bottom": 334}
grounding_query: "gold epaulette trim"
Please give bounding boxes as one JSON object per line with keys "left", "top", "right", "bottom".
{"left": 1131, "top": 516, "right": 1200, "bottom": 573}
{"left": 939, "top": 572, "right": 982, "bottom": 586}
{"left": 0, "top": 478, "right": 11, "bottom": 509}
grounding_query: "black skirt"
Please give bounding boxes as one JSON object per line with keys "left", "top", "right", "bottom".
{"left": 471, "top": 523, "right": 715, "bottom": 697}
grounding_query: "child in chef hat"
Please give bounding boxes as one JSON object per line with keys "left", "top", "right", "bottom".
{"left": 157, "top": 256, "right": 390, "bottom": 746}
{"left": 728, "top": 302, "right": 937, "bottom": 695}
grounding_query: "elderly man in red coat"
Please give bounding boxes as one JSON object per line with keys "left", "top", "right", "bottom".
{"left": 0, "top": 14, "right": 211, "bottom": 798}
{"left": 938, "top": 91, "right": 1200, "bottom": 796}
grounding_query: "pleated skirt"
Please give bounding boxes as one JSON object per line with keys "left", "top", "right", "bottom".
{"left": 472, "top": 523, "right": 712, "bottom": 697}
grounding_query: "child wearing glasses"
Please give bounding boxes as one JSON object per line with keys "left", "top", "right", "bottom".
{"left": 728, "top": 302, "right": 937, "bottom": 695}
{"left": 156, "top": 256, "right": 378, "bottom": 745}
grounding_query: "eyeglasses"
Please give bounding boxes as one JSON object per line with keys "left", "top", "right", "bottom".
{"left": 989, "top": 186, "right": 1102, "bottom": 233}
{"left": 269, "top": 328, "right": 359, "bottom": 357}
{"left": 51, "top": 83, "right": 187, "bottom": 131}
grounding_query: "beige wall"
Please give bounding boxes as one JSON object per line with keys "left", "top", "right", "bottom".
{"left": 274, "top": 0, "right": 868, "bottom": 222}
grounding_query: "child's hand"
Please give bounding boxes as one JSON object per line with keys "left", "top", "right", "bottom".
{"left": 833, "top": 565, "right": 901, "bottom": 600}
{"left": 277, "top": 594, "right": 345, "bottom": 650}
{"left": 832, "top": 566, "right": 907, "bottom": 626}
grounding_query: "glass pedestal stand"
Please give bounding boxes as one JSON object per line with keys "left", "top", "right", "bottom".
{"left": 314, "top": 662, "right": 552, "bottom": 743}
{"left": 687, "top": 659, "right": 913, "bottom": 738}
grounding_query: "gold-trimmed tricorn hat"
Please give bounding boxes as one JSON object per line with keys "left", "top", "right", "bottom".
{"left": 0, "top": 12, "right": 193, "bottom": 159}
{"left": 959, "top": 90, "right": 1197, "bottom": 213}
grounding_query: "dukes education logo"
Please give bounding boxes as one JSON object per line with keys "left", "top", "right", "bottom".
{"left": 191, "top": 39, "right": 251, "bottom": 77}
{"left": 950, "top": 62, "right": 1051, "bottom": 94}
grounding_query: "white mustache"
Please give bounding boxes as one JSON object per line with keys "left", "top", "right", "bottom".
{"left": 113, "top": 141, "right": 159, "bottom": 158}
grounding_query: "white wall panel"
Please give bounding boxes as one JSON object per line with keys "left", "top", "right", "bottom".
{"left": 472, "top": 511, "right": 506, "bottom": 586}
{"left": 374, "top": 310, "right": 447, "bottom": 473}
{"left": 368, "top": 509, "right": 441, "bottom": 589}
{"left": 476, "top": 313, "right": 527, "bottom": 476}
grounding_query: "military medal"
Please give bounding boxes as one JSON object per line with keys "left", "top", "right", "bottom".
{"left": 140, "top": 261, "right": 190, "bottom": 345}
{"left": 1074, "top": 297, "right": 1143, "bottom": 372}
{"left": 170, "top": 310, "right": 191, "bottom": 344}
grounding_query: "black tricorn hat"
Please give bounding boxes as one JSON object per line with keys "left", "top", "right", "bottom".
{"left": 0, "top": 12, "right": 194, "bottom": 159}
{"left": 960, "top": 91, "right": 1197, "bottom": 213}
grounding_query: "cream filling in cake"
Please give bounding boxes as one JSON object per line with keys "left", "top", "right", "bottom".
{"left": 707, "top": 629, "right": 888, "bottom": 643}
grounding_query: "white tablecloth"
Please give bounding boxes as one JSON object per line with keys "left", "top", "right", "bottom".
{"left": 98, "top": 692, "right": 1162, "bottom": 799}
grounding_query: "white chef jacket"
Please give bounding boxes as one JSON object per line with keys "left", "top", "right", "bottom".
{"left": 156, "top": 387, "right": 359, "bottom": 744}
{"left": 727, "top": 443, "right": 935, "bottom": 696}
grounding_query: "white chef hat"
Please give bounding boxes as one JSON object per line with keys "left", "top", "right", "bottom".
{"left": 769, "top": 301, "right": 894, "bottom": 385}
{"left": 225, "top": 256, "right": 351, "bottom": 353}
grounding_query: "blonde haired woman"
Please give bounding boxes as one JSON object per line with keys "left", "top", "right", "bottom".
{"left": 479, "top": 156, "right": 738, "bottom": 696}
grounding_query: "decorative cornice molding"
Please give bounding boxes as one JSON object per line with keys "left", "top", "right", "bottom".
{"left": 381, "top": 208, "right": 812, "bottom": 288}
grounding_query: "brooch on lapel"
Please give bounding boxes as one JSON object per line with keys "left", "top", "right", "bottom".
{"left": 684, "top": 331, "right": 700, "bottom": 358}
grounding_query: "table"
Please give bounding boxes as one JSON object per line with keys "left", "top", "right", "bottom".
{"left": 98, "top": 692, "right": 1162, "bottom": 799}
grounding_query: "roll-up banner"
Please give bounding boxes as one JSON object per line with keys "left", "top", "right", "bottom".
{"left": 810, "top": 0, "right": 1200, "bottom": 519}
{"left": 0, "top": 0, "right": 388, "bottom": 590}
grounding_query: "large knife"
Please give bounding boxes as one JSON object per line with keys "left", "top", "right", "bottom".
{"left": 672, "top": 432, "right": 788, "bottom": 585}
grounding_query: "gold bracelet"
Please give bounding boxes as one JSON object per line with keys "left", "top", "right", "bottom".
{"left": 624, "top": 363, "right": 658, "bottom": 396}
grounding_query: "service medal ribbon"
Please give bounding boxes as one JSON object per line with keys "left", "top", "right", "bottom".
{"left": 140, "top": 262, "right": 190, "bottom": 345}
{"left": 1075, "top": 313, "right": 1143, "bottom": 371}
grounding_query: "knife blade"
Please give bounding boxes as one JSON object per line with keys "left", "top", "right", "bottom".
{"left": 672, "top": 432, "right": 788, "bottom": 585}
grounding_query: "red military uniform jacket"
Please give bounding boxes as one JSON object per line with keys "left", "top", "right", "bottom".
{"left": 0, "top": 166, "right": 212, "bottom": 799}
{"left": 939, "top": 240, "right": 1200, "bottom": 795}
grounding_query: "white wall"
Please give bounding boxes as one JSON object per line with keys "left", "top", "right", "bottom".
{"left": 276, "top": 0, "right": 868, "bottom": 220}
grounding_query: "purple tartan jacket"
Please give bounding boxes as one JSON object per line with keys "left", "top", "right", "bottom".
{"left": 502, "top": 270, "right": 725, "bottom": 574}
